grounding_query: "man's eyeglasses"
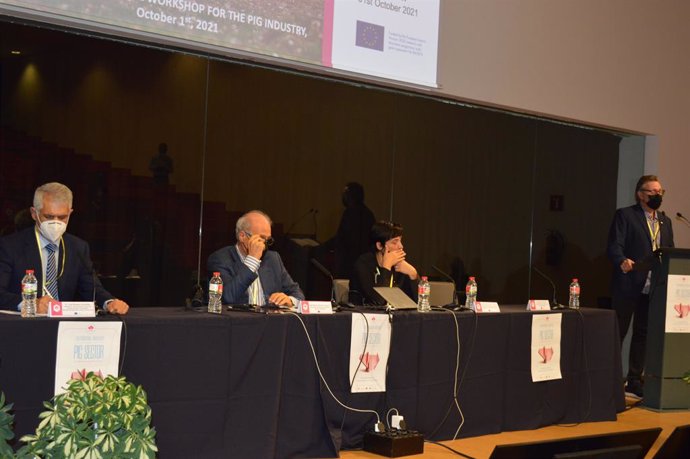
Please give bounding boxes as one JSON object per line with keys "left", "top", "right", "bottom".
{"left": 243, "top": 231, "right": 274, "bottom": 247}
{"left": 639, "top": 188, "right": 665, "bottom": 196}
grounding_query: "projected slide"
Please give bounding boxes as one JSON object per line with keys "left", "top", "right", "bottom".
{"left": 0, "top": 0, "right": 440, "bottom": 87}
{"left": 328, "top": 0, "right": 439, "bottom": 87}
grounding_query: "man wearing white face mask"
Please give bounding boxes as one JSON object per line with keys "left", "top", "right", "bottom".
{"left": 0, "top": 182, "right": 129, "bottom": 315}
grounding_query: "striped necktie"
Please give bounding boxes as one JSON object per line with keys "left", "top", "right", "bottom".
{"left": 249, "top": 278, "right": 264, "bottom": 306}
{"left": 45, "top": 243, "right": 59, "bottom": 299}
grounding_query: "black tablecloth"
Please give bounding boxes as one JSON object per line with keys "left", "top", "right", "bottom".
{"left": 0, "top": 306, "right": 625, "bottom": 458}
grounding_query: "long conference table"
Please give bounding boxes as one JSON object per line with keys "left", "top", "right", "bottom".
{"left": 0, "top": 306, "right": 625, "bottom": 458}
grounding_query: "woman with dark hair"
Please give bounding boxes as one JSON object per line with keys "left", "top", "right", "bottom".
{"left": 349, "top": 221, "right": 419, "bottom": 306}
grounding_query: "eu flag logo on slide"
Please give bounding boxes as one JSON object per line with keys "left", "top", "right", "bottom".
{"left": 356, "top": 20, "right": 384, "bottom": 51}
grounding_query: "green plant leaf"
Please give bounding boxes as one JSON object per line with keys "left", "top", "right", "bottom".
{"left": 19, "top": 373, "right": 157, "bottom": 458}
{"left": 0, "top": 394, "right": 15, "bottom": 459}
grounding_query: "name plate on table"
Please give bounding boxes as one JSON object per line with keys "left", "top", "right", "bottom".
{"left": 475, "top": 301, "right": 500, "bottom": 313}
{"left": 49, "top": 301, "right": 96, "bottom": 318}
{"left": 526, "top": 299, "right": 551, "bottom": 311}
{"left": 298, "top": 301, "right": 334, "bottom": 314}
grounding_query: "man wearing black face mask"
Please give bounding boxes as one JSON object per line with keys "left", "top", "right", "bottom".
{"left": 607, "top": 175, "right": 674, "bottom": 399}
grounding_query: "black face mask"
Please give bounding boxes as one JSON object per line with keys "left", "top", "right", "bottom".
{"left": 647, "top": 194, "right": 663, "bottom": 210}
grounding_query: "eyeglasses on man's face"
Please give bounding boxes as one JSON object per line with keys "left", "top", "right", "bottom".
{"left": 639, "top": 188, "right": 665, "bottom": 196}
{"left": 243, "top": 231, "right": 274, "bottom": 247}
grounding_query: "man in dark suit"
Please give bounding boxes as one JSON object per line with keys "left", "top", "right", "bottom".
{"left": 207, "top": 210, "right": 304, "bottom": 306}
{"left": 607, "top": 175, "right": 673, "bottom": 398}
{"left": 0, "top": 182, "right": 129, "bottom": 314}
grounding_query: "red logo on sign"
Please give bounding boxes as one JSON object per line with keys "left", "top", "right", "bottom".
{"left": 538, "top": 347, "right": 554, "bottom": 363}
{"left": 674, "top": 304, "right": 690, "bottom": 318}
{"left": 49, "top": 301, "right": 63, "bottom": 316}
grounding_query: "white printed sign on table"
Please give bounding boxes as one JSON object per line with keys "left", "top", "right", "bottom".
{"left": 665, "top": 274, "right": 690, "bottom": 333}
{"left": 349, "top": 313, "right": 391, "bottom": 393}
{"left": 54, "top": 321, "right": 123, "bottom": 395}
{"left": 531, "top": 313, "right": 562, "bottom": 382}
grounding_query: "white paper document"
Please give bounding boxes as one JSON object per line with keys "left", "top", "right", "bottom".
{"left": 54, "top": 321, "right": 123, "bottom": 395}
{"left": 665, "top": 274, "right": 690, "bottom": 333}
{"left": 349, "top": 313, "right": 391, "bottom": 393}
{"left": 531, "top": 313, "right": 562, "bottom": 382}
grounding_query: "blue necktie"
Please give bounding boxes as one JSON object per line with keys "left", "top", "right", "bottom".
{"left": 46, "top": 243, "right": 59, "bottom": 300}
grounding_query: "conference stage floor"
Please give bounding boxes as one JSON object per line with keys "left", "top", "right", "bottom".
{"left": 340, "top": 403, "right": 690, "bottom": 458}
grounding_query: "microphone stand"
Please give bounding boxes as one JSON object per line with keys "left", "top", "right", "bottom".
{"left": 310, "top": 258, "right": 353, "bottom": 309}
{"left": 676, "top": 212, "right": 690, "bottom": 229}
{"left": 532, "top": 266, "right": 566, "bottom": 310}
{"left": 432, "top": 265, "right": 471, "bottom": 312}
{"left": 285, "top": 209, "right": 316, "bottom": 237}
{"left": 310, "top": 258, "right": 335, "bottom": 304}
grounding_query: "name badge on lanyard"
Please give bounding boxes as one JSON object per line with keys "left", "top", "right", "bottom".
{"left": 646, "top": 216, "right": 660, "bottom": 251}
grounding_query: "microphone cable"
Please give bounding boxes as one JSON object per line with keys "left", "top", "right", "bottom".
{"left": 424, "top": 439, "right": 477, "bottom": 459}
{"left": 114, "top": 314, "right": 129, "bottom": 377}
{"left": 426, "top": 307, "right": 478, "bottom": 441}
{"left": 339, "top": 311, "right": 371, "bottom": 433}
{"left": 286, "top": 311, "right": 382, "bottom": 426}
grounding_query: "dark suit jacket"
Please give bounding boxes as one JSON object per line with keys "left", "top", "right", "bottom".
{"left": 332, "top": 204, "right": 376, "bottom": 279}
{"left": 0, "top": 227, "right": 114, "bottom": 310}
{"left": 207, "top": 245, "right": 304, "bottom": 305}
{"left": 607, "top": 204, "right": 674, "bottom": 299}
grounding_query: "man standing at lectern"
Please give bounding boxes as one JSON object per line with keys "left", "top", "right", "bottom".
{"left": 607, "top": 175, "right": 674, "bottom": 399}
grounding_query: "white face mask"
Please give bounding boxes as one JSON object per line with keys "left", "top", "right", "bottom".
{"left": 37, "top": 217, "right": 67, "bottom": 243}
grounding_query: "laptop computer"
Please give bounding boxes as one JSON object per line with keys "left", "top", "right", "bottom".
{"left": 373, "top": 287, "right": 418, "bottom": 310}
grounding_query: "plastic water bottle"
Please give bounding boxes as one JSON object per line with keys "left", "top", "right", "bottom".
{"left": 21, "top": 269, "right": 38, "bottom": 318}
{"left": 208, "top": 271, "right": 223, "bottom": 314}
{"left": 568, "top": 278, "right": 580, "bottom": 309}
{"left": 465, "top": 276, "right": 478, "bottom": 311}
{"left": 417, "top": 276, "right": 431, "bottom": 312}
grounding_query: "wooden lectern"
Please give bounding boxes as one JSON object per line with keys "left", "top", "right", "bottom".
{"left": 645, "top": 247, "right": 690, "bottom": 410}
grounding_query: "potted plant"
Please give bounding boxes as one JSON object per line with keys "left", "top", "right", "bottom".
{"left": 17, "top": 372, "right": 157, "bottom": 459}
{"left": 0, "top": 391, "right": 14, "bottom": 458}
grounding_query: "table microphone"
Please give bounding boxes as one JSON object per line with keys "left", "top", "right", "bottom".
{"left": 431, "top": 265, "right": 471, "bottom": 311}
{"left": 185, "top": 283, "right": 204, "bottom": 311}
{"left": 309, "top": 258, "right": 353, "bottom": 308}
{"left": 532, "top": 266, "right": 566, "bottom": 310}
